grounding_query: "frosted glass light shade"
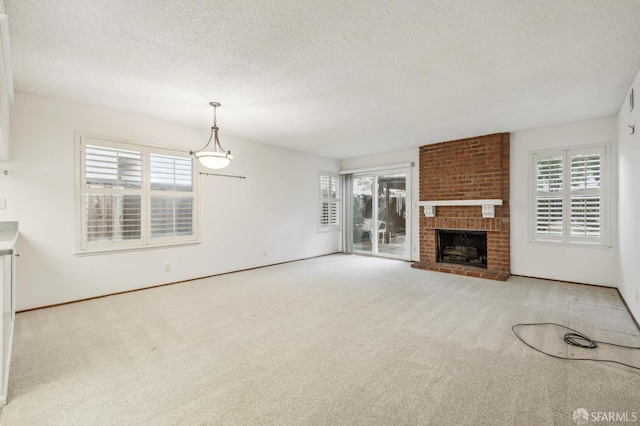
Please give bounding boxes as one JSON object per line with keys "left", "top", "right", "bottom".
{"left": 194, "top": 151, "right": 233, "bottom": 169}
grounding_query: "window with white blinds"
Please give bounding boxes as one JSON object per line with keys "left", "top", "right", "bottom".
{"left": 150, "top": 154, "right": 194, "bottom": 240}
{"left": 77, "top": 136, "right": 197, "bottom": 252}
{"left": 319, "top": 173, "right": 340, "bottom": 231}
{"left": 532, "top": 145, "right": 606, "bottom": 245}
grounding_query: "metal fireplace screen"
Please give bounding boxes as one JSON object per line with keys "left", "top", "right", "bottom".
{"left": 436, "top": 230, "right": 487, "bottom": 268}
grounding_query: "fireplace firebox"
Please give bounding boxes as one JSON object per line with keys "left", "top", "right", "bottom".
{"left": 437, "top": 230, "right": 487, "bottom": 268}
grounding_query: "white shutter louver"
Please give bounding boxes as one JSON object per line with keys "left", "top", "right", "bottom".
{"left": 536, "top": 196, "right": 563, "bottom": 236}
{"left": 84, "top": 145, "right": 143, "bottom": 243}
{"left": 570, "top": 195, "right": 600, "bottom": 238}
{"left": 330, "top": 201, "right": 340, "bottom": 227}
{"left": 85, "top": 145, "right": 142, "bottom": 189}
{"left": 535, "top": 156, "right": 563, "bottom": 238}
{"left": 150, "top": 154, "right": 195, "bottom": 239}
{"left": 330, "top": 176, "right": 340, "bottom": 199}
{"left": 320, "top": 175, "right": 330, "bottom": 198}
{"left": 150, "top": 154, "right": 193, "bottom": 192}
{"left": 85, "top": 194, "right": 143, "bottom": 242}
{"left": 330, "top": 176, "right": 340, "bottom": 227}
{"left": 571, "top": 154, "right": 601, "bottom": 190}
{"left": 536, "top": 157, "right": 563, "bottom": 192}
{"left": 569, "top": 151, "right": 602, "bottom": 240}
{"left": 320, "top": 201, "right": 330, "bottom": 227}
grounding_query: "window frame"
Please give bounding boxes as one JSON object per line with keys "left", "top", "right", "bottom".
{"left": 318, "top": 172, "right": 341, "bottom": 233}
{"left": 75, "top": 133, "right": 199, "bottom": 254}
{"left": 530, "top": 143, "right": 609, "bottom": 247}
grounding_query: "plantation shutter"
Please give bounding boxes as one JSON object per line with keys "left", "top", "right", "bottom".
{"left": 330, "top": 176, "right": 340, "bottom": 227}
{"left": 150, "top": 154, "right": 195, "bottom": 240}
{"left": 83, "top": 144, "right": 143, "bottom": 244}
{"left": 569, "top": 150, "right": 603, "bottom": 240}
{"left": 531, "top": 146, "right": 605, "bottom": 244}
{"left": 319, "top": 174, "right": 340, "bottom": 231}
{"left": 78, "top": 136, "right": 198, "bottom": 253}
{"left": 535, "top": 155, "right": 563, "bottom": 238}
{"left": 320, "top": 175, "right": 330, "bottom": 227}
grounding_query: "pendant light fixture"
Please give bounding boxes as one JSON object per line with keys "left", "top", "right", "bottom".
{"left": 190, "top": 102, "right": 233, "bottom": 169}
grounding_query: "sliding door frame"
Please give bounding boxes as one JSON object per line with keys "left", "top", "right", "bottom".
{"left": 343, "top": 165, "right": 412, "bottom": 261}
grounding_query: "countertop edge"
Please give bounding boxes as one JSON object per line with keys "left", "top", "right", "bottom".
{"left": 0, "top": 228, "right": 19, "bottom": 255}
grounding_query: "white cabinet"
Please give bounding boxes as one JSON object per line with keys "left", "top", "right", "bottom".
{"left": 0, "top": 12, "right": 14, "bottom": 161}
{"left": 0, "top": 222, "right": 18, "bottom": 405}
{"left": 0, "top": 249, "right": 16, "bottom": 405}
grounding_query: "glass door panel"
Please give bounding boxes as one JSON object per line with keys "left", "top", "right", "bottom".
{"left": 352, "top": 175, "right": 373, "bottom": 254}
{"left": 376, "top": 173, "right": 407, "bottom": 258}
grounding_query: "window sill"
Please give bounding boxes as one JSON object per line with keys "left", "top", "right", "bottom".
{"left": 76, "top": 240, "right": 201, "bottom": 256}
{"left": 318, "top": 228, "right": 341, "bottom": 233}
{"left": 529, "top": 239, "right": 611, "bottom": 249}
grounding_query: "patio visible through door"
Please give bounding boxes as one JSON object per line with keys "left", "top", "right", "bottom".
{"left": 352, "top": 170, "right": 410, "bottom": 260}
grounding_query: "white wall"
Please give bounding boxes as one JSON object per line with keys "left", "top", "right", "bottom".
{"left": 617, "top": 68, "right": 640, "bottom": 322}
{"left": 510, "top": 117, "right": 618, "bottom": 286}
{"left": 340, "top": 148, "right": 419, "bottom": 261}
{"left": 0, "top": 92, "right": 340, "bottom": 310}
{"left": 344, "top": 121, "right": 620, "bottom": 287}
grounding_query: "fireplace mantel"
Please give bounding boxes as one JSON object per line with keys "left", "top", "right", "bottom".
{"left": 417, "top": 199, "right": 503, "bottom": 218}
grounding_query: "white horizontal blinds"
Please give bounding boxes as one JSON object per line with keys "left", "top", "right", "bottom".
{"left": 84, "top": 144, "right": 143, "bottom": 243}
{"left": 535, "top": 155, "right": 563, "bottom": 238}
{"left": 570, "top": 150, "right": 603, "bottom": 240}
{"left": 319, "top": 174, "right": 340, "bottom": 230}
{"left": 149, "top": 154, "right": 195, "bottom": 239}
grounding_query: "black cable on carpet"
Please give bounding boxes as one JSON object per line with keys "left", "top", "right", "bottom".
{"left": 512, "top": 322, "right": 640, "bottom": 371}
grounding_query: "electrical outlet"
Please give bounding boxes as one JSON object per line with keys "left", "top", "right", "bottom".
{"left": 164, "top": 263, "right": 171, "bottom": 272}
{"left": 263, "top": 250, "right": 267, "bottom": 257}
{"left": 636, "top": 290, "right": 640, "bottom": 303}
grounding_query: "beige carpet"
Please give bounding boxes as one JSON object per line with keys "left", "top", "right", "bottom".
{"left": 1, "top": 254, "right": 638, "bottom": 425}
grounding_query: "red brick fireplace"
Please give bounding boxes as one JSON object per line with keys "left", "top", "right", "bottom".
{"left": 412, "top": 133, "right": 510, "bottom": 280}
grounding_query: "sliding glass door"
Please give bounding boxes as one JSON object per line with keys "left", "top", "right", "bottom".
{"left": 351, "top": 169, "right": 410, "bottom": 260}
{"left": 352, "top": 175, "right": 374, "bottom": 254}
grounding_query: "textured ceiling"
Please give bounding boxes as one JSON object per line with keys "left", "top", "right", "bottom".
{"left": 6, "top": 0, "right": 640, "bottom": 159}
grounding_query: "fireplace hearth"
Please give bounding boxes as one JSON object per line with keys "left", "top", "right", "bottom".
{"left": 437, "top": 230, "right": 487, "bottom": 268}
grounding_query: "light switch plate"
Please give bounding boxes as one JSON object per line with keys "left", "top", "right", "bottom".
{"left": 0, "top": 198, "right": 5, "bottom": 209}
